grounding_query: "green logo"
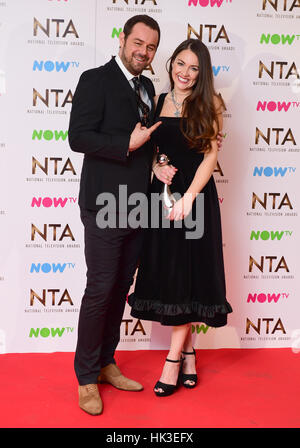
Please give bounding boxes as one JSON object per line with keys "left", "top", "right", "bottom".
{"left": 260, "top": 33, "right": 299, "bottom": 45}
{"left": 250, "top": 230, "right": 292, "bottom": 240}
{"left": 29, "top": 327, "right": 74, "bottom": 338}
{"left": 112, "top": 27, "right": 122, "bottom": 38}
{"left": 32, "top": 130, "right": 68, "bottom": 141}
{"left": 191, "top": 324, "right": 210, "bottom": 334}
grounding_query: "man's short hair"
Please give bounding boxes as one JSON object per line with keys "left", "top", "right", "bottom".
{"left": 123, "top": 15, "right": 160, "bottom": 47}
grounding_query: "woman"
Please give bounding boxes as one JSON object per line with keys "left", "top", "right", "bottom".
{"left": 129, "top": 39, "right": 232, "bottom": 396}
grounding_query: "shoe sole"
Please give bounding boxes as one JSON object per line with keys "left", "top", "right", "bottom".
{"left": 98, "top": 379, "right": 143, "bottom": 391}
{"left": 79, "top": 405, "right": 103, "bottom": 416}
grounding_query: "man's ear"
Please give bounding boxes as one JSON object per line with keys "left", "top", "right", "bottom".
{"left": 119, "top": 31, "right": 125, "bottom": 50}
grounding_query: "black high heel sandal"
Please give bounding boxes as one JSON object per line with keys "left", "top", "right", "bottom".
{"left": 154, "top": 357, "right": 183, "bottom": 397}
{"left": 181, "top": 348, "right": 198, "bottom": 389}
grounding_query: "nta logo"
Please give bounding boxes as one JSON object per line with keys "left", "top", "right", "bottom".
{"left": 249, "top": 255, "right": 289, "bottom": 272}
{"left": 30, "top": 288, "right": 74, "bottom": 306}
{"left": 32, "top": 156, "right": 76, "bottom": 176}
{"left": 33, "top": 17, "right": 79, "bottom": 38}
{"left": 252, "top": 192, "right": 293, "bottom": 210}
{"left": 258, "top": 60, "right": 299, "bottom": 79}
{"left": 121, "top": 319, "right": 146, "bottom": 336}
{"left": 33, "top": 88, "right": 73, "bottom": 108}
{"left": 246, "top": 317, "right": 286, "bottom": 335}
{"left": 255, "top": 128, "right": 296, "bottom": 145}
{"left": 214, "top": 161, "right": 224, "bottom": 176}
{"left": 187, "top": 24, "right": 230, "bottom": 43}
{"left": 31, "top": 223, "right": 75, "bottom": 241}
{"left": 262, "top": 0, "right": 300, "bottom": 12}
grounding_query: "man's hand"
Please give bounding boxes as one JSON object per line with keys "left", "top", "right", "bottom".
{"left": 152, "top": 163, "right": 177, "bottom": 186}
{"left": 129, "top": 121, "right": 162, "bottom": 152}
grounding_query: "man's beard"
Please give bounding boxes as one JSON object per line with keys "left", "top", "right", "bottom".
{"left": 120, "top": 49, "right": 149, "bottom": 76}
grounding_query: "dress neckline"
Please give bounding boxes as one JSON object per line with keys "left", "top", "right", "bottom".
{"left": 156, "top": 93, "right": 186, "bottom": 119}
{"left": 158, "top": 115, "right": 180, "bottom": 119}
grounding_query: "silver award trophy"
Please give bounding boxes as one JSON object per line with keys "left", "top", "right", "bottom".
{"left": 157, "top": 153, "right": 177, "bottom": 209}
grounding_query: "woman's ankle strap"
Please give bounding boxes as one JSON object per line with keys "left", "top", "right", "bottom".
{"left": 182, "top": 348, "right": 196, "bottom": 356}
{"left": 166, "top": 358, "right": 181, "bottom": 363}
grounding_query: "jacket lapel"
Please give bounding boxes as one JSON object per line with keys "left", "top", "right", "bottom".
{"left": 108, "top": 58, "right": 140, "bottom": 122}
{"left": 107, "top": 58, "right": 155, "bottom": 126}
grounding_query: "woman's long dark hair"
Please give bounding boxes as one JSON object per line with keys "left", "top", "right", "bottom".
{"left": 168, "top": 39, "right": 225, "bottom": 153}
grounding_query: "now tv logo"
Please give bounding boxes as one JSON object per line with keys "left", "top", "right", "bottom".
{"left": 30, "top": 262, "right": 75, "bottom": 273}
{"left": 31, "top": 197, "right": 77, "bottom": 207}
{"left": 253, "top": 166, "right": 296, "bottom": 177}
{"left": 188, "top": 0, "right": 232, "bottom": 7}
{"left": 29, "top": 327, "right": 74, "bottom": 338}
{"left": 250, "top": 230, "right": 293, "bottom": 241}
{"left": 33, "top": 60, "right": 79, "bottom": 72}
{"left": 260, "top": 33, "right": 300, "bottom": 45}
{"left": 213, "top": 65, "right": 230, "bottom": 76}
{"left": 247, "top": 293, "right": 289, "bottom": 303}
{"left": 191, "top": 323, "right": 210, "bottom": 334}
{"left": 256, "top": 100, "right": 300, "bottom": 111}
{"left": 32, "top": 130, "right": 68, "bottom": 141}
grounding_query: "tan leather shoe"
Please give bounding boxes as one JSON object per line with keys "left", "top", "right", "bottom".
{"left": 78, "top": 384, "right": 103, "bottom": 415}
{"left": 97, "top": 363, "right": 143, "bottom": 391}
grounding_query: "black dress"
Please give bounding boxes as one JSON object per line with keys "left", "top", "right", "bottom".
{"left": 129, "top": 94, "right": 232, "bottom": 327}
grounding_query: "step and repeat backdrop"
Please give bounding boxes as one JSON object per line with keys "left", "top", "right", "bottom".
{"left": 0, "top": 0, "right": 300, "bottom": 354}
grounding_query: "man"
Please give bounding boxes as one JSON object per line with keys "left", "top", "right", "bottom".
{"left": 68, "top": 15, "right": 161, "bottom": 415}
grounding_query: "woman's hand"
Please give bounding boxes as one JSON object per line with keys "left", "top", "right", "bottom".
{"left": 216, "top": 131, "right": 223, "bottom": 150}
{"left": 152, "top": 163, "right": 177, "bottom": 186}
{"left": 167, "top": 193, "right": 194, "bottom": 221}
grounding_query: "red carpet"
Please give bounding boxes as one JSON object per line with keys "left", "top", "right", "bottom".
{"left": 1, "top": 349, "right": 299, "bottom": 428}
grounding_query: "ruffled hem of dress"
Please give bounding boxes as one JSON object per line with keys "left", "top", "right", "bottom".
{"left": 128, "top": 293, "right": 232, "bottom": 318}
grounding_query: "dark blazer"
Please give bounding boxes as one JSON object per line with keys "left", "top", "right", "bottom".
{"left": 68, "top": 57, "right": 156, "bottom": 211}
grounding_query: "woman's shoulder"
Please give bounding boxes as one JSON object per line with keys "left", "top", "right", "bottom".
{"left": 154, "top": 92, "right": 168, "bottom": 105}
{"left": 154, "top": 94, "right": 160, "bottom": 107}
